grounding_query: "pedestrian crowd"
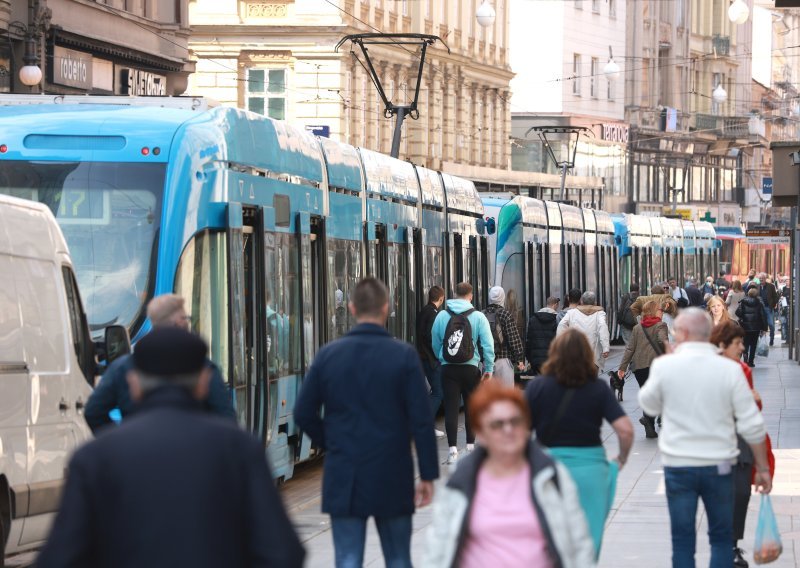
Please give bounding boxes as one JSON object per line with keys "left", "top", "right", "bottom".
{"left": 35, "top": 269, "right": 785, "bottom": 568}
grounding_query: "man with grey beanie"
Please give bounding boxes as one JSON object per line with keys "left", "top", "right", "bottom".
{"left": 483, "top": 285, "right": 525, "bottom": 387}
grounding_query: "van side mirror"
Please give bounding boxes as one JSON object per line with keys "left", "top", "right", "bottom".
{"left": 105, "top": 325, "right": 131, "bottom": 365}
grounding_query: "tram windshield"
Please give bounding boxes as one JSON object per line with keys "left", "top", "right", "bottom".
{"left": 0, "top": 161, "right": 165, "bottom": 338}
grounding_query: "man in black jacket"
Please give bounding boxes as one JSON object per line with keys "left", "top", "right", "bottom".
{"left": 416, "top": 285, "right": 445, "bottom": 437}
{"left": 526, "top": 296, "right": 560, "bottom": 375}
{"left": 37, "top": 328, "right": 304, "bottom": 568}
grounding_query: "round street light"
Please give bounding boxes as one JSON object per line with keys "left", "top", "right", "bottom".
{"left": 712, "top": 84, "right": 728, "bottom": 104}
{"left": 19, "top": 64, "right": 42, "bottom": 87}
{"left": 603, "top": 46, "right": 621, "bottom": 81}
{"left": 476, "top": 1, "right": 496, "bottom": 28}
{"left": 728, "top": 0, "right": 749, "bottom": 25}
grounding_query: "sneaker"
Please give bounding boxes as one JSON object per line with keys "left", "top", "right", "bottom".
{"left": 465, "top": 443, "right": 475, "bottom": 453}
{"left": 447, "top": 447, "right": 458, "bottom": 464}
{"left": 733, "top": 546, "right": 749, "bottom": 567}
{"left": 434, "top": 429, "right": 446, "bottom": 438}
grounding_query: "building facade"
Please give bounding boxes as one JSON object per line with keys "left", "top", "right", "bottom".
{"left": 509, "top": 0, "right": 627, "bottom": 211}
{"left": 1, "top": 0, "right": 193, "bottom": 95}
{"left": 187, "top": 0, "right": 513, "bottom": 176}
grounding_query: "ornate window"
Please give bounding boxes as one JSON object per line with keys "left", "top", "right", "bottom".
{"left": 247, "top": 68, "right": 287, "bottom": 119}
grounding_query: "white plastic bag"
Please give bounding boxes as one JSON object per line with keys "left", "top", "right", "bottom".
{"left": 757, "top": 335, "right": 770, "bottom": 358}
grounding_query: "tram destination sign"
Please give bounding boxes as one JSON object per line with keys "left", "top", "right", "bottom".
{"left": 745, "top": 229, "right": 792, "bottom": 245}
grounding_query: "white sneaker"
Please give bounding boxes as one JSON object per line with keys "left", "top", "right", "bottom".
{"left": 447, "top": 447, "right": 458, "bottom": 464}
{"left": 434, "top": 429, "right": 446, "bottom": 438}
{"left": 465, "top": 443, "right": 475, "bottom": 453}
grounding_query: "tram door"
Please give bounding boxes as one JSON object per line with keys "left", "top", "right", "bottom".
{"left": 310, "top": 216, "right": 328, "bottom": 355}
{"left": 227, "top": 204, "right": 268, "bottom": 441}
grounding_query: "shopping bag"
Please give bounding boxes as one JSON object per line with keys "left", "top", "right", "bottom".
{"left": 753, "top": 494, "right": 782, "bottom": 564}
{"left": 756, "top": 335, "right": 770, "bottom": 358}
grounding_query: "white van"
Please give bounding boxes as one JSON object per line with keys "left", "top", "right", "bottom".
{"left": 0, "top": 194, "right": 95, "bottom": 563}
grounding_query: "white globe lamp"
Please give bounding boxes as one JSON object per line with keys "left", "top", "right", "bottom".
{"left": 19, "top": 64, "right": 42, "bottom": 87}
{"left": 476, "top": 1, "right": 496, "bottom": 28}
{"left": 603, "top": 59, "right": 621, "bottom": 81}
{"left": 728, "top": 0, "right": 749, "bottom": 25}
{"left": 712, "top": 84, "right": 728, "bottom": 104}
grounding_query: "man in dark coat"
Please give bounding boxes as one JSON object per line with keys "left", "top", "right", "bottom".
{"left": 686, "top": 280, "right": 704, "bottom": 307}
{"left": 759, "top": 274, "right": 780, "bottom": 346}
{"left": 526, "top": 296, "right": 560, "bottom": 375}
{"left": 416, "top": 285, "right": 445, "bottom": 436}
{"left": 37, "top": 328, "right": 304, "bottom": 568}
{"left": 295, "top": 277, "right": 438, "bottom": 567}
{"left": 84, "top": 294, "right": 235, "bottom": 432}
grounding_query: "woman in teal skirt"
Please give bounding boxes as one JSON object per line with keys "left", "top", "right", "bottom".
{"left": 525, "top": 329, "right": 634, "bottom": 558}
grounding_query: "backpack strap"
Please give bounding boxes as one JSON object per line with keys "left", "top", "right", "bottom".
{"left": 642, "top": 325, "right": 664, "bottom": 356}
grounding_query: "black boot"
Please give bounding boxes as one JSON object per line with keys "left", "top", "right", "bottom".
{"left": 639, "top": 416, "right": 658, "bottom": 439}
{"left": 733, "top": 545, "right": 749, "bottom": 567}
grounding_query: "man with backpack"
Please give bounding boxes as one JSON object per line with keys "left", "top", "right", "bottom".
{"left": 668, "top": 277, "right": 690, "bottom": 308}
{"left": 617, "top": 283, "right": 640, "bottom": 344}
{"left": 431, "top": 282, "right": 495, "bottom": 465}
{"left": 482, "top": 286, "right": 525, "bottom": 388}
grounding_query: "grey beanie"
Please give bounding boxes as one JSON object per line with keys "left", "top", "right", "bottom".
{"left": 489, "top": 286, "right": 505, "bottom": 306}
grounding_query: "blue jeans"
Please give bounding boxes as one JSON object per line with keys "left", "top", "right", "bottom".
{"left": 764, "top": 306, "right": 775, "bottom": 343}
{"left": 422, "top": 360, "right": 443, "bottom": 418}
{"left": 330, "top": 515, "right": 412, "bottom": 568}
{"left": 664, "top": 466, "right": 734, "bottom": 568}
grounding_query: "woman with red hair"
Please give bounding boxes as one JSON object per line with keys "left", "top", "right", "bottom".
{"left": 424, "top": 382, "right": 595, "bottom": 567}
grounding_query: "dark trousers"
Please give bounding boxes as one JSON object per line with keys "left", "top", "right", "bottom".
{"left": 743, "top": 331, "right": 759, "bottom": 365}
{"left": 633, "top": 368, "right": 655, "bottom": 422}
{"left": 422, "top": 360, "right": 443, "bottom": 418}
{"left": 442, "top": 364, "right": 481, "bottom": 447}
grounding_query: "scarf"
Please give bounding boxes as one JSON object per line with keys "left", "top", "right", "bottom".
{"left": 641, "top": 316, "right": 661, "bottom": 328}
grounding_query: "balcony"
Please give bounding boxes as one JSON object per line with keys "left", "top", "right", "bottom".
{"left": 712, "top": 35, "right": 730, "bottom": 56}
{"left": 693, "top": 113, "right": 766, "bottom": 140}
{"left": 627, "top": 107, "right": 690, "bottom": 132}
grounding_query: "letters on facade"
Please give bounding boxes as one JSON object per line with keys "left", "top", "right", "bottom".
{"left": 120, "top": 68, "right": 167, "bottom": 96}
{"left": 602, "top": 123, "right": 629, "bottom": 144}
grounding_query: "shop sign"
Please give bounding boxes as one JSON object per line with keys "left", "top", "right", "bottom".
{"left": 305, "top": 125, "right": 330, "bottom": 138}
{"left": 662, "top": 207, "right": 692, "bottom": 220}
{"left": 601, "top": 123, "right": 629, "bottom": 144}
{"left": 53, "top": 46, "right": 93, "bottom": 90}
{"left": 120, "top": 68, "right": 167, "bottom": 96}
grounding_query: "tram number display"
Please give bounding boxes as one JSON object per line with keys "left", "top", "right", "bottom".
{"left": 55, "top": 189, "right": 111, "bottom": 225}
{"left": 745, "top": 229, "right": 792, "bottom": 245}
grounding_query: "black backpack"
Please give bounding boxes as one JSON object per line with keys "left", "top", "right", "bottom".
{"left": 484, "top": 308, "right": 504, "bottom": 348}
{"left": 617, "top": 295, "right": 637, "bottom": 329}
{"left": 443, "top": 308, "right": 476, "bottom": 364}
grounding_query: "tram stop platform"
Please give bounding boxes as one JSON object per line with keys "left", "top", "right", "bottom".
{"left": 282, "top": 335, "right": 800, "bottom": 567}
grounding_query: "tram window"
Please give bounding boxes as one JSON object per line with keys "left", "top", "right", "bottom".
{"left": 274, "top": 194, "right": 290, "bottom": 227}
{"left": 386, "top": 242, "right": 408, "bottom": 339}
{"left": 175, "top": 232, "right": 230, "bottom": 379}
{"left": 425, "top": 246, "right": 445, "bottom": 295}
{"left": 328, "top": 239, "right": 362, "bottom": 341}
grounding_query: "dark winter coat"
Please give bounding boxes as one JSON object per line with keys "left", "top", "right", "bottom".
{"left": 294, "top": 323, "right": 439, "bottom": 517}
{"left": 416, "top": 302, "right": 440, "bottom": 364}
{"left": 736, "top": 296, "right": 768, "bottom": 333}
{"left": 526, "top": 308, "right": 559, "bottom": 372}
{"left": 37, "top": 387, "right": 304, "bottom": 568}
{"left": 686, "top": 285, "right": 704, "bottom": 307}
{"left": 760, "top": 283, "right": 779, "bottom": 310}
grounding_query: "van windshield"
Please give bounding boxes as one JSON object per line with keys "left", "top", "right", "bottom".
{"left": 0, "top": 161, "right": 165, "bottom": 338}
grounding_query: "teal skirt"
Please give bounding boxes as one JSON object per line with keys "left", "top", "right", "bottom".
{"left": 548, "top": 445, "right": 619, "bottom": 558}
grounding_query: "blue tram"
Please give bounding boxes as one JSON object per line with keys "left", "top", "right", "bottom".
{"left": 0, "top": 100, "right": 490, "bottom": 479}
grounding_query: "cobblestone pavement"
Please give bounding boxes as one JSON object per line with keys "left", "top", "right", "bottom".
{"left": 284, "top": 334, "right": 800, "bottom": 567}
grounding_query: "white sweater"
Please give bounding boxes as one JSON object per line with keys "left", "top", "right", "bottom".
{"left": 639, "top": 342, "right": 766, "bottom": 467}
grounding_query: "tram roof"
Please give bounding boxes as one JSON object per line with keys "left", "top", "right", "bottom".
{"left": 359, "top": 148, "right": 419, "bottom": 203}
{"left": 318, "top": 137, "right": 363, "bottom": 193}
{"left": 441, "top": 173, "right": 483, "bottom": 214}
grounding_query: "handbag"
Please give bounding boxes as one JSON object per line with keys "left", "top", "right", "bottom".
{"left": 753, "top": 494, "right": 782, "bottom": 564}
{"left": 757, "top": 335, "right": 770, "bottom": 358}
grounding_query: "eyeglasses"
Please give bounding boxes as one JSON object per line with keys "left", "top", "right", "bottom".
{"left": 486, "top": 415, "right": 526, "bottom": 432}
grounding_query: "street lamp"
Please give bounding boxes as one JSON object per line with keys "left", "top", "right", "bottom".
{"left": 712, "top": 84, "right": 728, "bottom": 105}
{"left": 603, "top": 46, "right": 621, "bottom": 81}
{"left": 728, "top": 0, "right": 749, "bottom": 25}
{"left": 526, "top": 126, "right": 590, "bottom": 202}
{"left": 18, "top": 35, "right": 42, "bottom": 88}
{"left": 476, "top": 1, "right": 496, "bottom": 28}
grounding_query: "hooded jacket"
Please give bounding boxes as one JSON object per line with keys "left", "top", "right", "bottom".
{"left": 526, "top": 308, "right": 558, "bottom": 370}
{"left": 431, "top": 299, "right": 495, "bottom": 373}
{"left": 422, "top": 441, "right": 596, "bottom": 568}
{"left": 556, "top": 306, "right": 610, "bottom": 368}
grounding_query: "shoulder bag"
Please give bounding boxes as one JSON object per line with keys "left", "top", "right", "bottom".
{"left": 641, "top": 325, "right": 665, "bottom": 356}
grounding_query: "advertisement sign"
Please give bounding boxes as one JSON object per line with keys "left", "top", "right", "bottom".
{"left": 762, "top": 176, "right": 773, "bottom": 195}
{"left": 119, "top": 68, "right": 167, "bottom": 96}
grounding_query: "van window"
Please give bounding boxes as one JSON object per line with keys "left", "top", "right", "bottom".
{"left": 62, "top": 266, "right": 94, "bottom": 384}
{"left": 16, "top": 258, "right": 67, "bottom": 373}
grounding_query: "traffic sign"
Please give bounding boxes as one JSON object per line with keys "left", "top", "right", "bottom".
{"left": 762, "top": 177, "right": 773, "bottom": 195}
{"left": 745, "top": 229, "right": 791, "bottom": 245}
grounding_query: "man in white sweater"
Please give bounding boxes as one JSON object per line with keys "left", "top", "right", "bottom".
{"left": 639, "top": 308, "right": 772, "bottom": 568}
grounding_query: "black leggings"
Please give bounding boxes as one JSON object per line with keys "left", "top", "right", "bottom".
{"left": 442, "top": 364, "right": 481, "bottom": 447}
{"left": 743, "top": 331, "right": 759, "bottom": 364}
{"left": 633, "top": 368, "right": 655, "bottom": 421}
